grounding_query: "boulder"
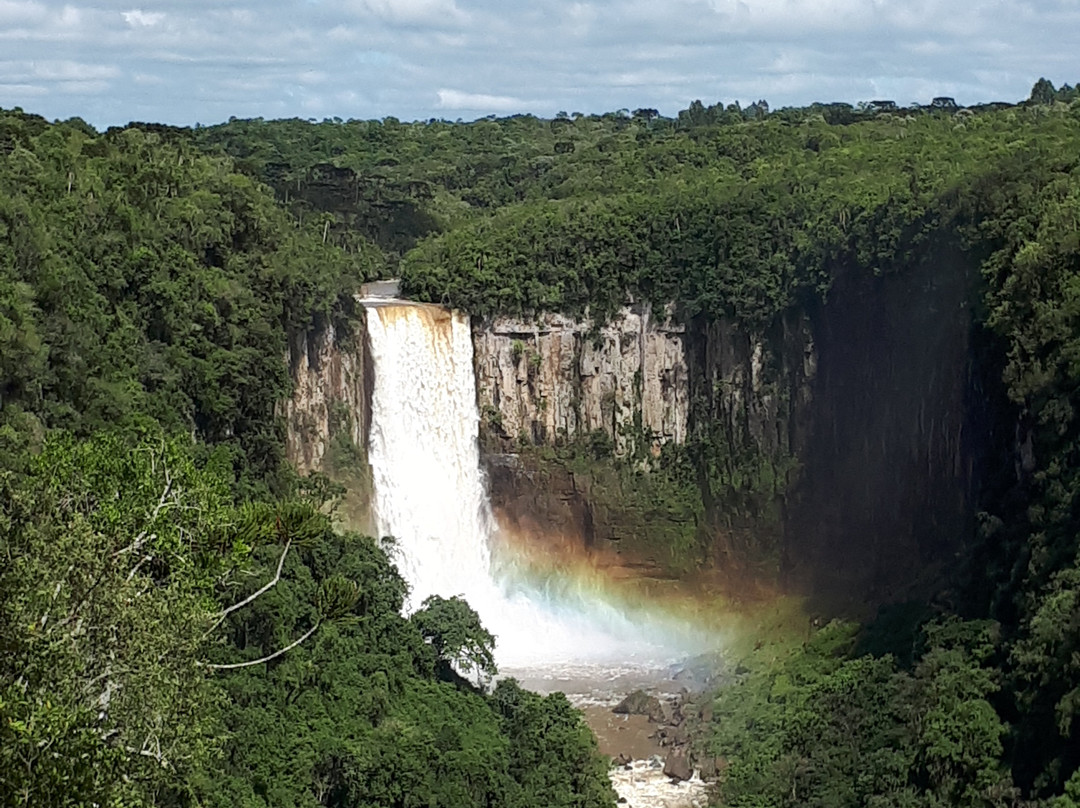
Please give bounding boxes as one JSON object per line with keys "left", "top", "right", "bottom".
{"left": 697, "top": 755, "right": 718, "bottom": 780}
{"left": 648, "top": 700, "right": 671, "bottom": 724}
{"left": 670, "top": 725, "right": 690, "bottom": 746}
{"left": 663, "top": 748, "right": 693, "bottom": 782}
{"left": 613, "top": 689, "right": 663, "bottom": 718}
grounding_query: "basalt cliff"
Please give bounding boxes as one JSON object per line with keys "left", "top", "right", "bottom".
{"left": 284, "top": 253, "right": 990, "bottom": 606}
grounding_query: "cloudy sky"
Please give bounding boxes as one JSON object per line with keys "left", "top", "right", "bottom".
{"left": 0, "top": 0, "right": 1077, "bottom": 127}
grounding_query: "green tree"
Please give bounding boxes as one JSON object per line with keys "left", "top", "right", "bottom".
{"left": 0, "top": 432, "right": 237, "bottom": 806}
{"left": 411, "top": 594, "right": 497, "bottom": 681}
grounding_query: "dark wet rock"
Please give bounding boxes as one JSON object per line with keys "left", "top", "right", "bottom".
{"left": 697, "top": 755, "right": 719, "bottom": 780}
{"left": 613, "top": 689, "right": 663, "bottom": 718}
{"left": 669, "top": 653, "right": 724, "bottom": 691}
{"left": 613, "top": 752, "right": 633, "bottom": 767}
{"left": 648, "top": 754, "right": 664, "bottom": 769}
{"left": 663, "top": 748, "right": 693, "bottom": 782}
{"left": 648, "top": 700, "right": 671, "bottom": 724}
{"left": 669, "top": 702, "right": 686, "bottom": 726}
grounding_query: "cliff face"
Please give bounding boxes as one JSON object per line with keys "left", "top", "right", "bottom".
{"left": 784, "top": 253, "right": 983, "bottom": 602}
{"left": 281, "top": 253, "right": 986, "bottom": 605}
{"left": 281, "top": 315, "right": 369, "bottom": 476}
{"left": 476, "top": 303, "right": 814, "bottom": 577}
{"left": 473, "top": 304, "right": 689, "bottom": 455}
{"left": 476, "top": 252, "right": 985, "bottom": 603}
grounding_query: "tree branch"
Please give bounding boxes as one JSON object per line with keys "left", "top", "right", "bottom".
{"left": 114, "top": 468, "right": 173, "bottom": 559}
{"left": 204, "top": 538, "right": 292, "bottom": 638}
{"left": 200, "top": 621, "right": 320, "bottom": 671}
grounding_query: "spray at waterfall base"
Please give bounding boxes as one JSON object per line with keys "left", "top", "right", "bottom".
{"left": 484, "top": 516, "right": 811, "bottom": 678}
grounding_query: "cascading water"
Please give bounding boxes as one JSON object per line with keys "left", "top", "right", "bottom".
{"left": 363, "top": 300, "right": 710, "bottom": 670}
{"left": 364, "top": 302, "right": 495, "bottom": 611}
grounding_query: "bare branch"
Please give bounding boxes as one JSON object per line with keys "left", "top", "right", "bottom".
{"left": 200, "top": 622, "right": 320, "bottom": 671}
{"left": 115, "top": 468, "right": 173, "bottom": 559}
{"left": 204, "top": 539, "right": 292, "bottom": 638}
{"left": 126, "top": 555, "right": 154, "bottom": 582}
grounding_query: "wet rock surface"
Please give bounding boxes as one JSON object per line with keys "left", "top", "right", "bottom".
{"left": 613, "top": 690, "right": 665, "bottom": 720}
{"left": 598, "top": 683, "right": 719, "bottom": 805}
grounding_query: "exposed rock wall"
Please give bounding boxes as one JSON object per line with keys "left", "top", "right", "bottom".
{"left": 477, "top": 304, "right": 811, "bottom": 577}
{"left": 473, "top": 304, "right": 689, "bottom": 455}
{"left": 687, "top": 312, "right": 815, "bottom": 474}
{"left": 281, "top": 315, "right": 369, "bottom": 475}
{"left": 784, "top": 252, "right": 983, "bottom": 603}
{"left": 475, "top": 251, "right": 985, "bottom": 605}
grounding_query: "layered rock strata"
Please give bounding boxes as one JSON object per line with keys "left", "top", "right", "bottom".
{"left": 280, "top": 314, "right": 369, "bottom": 475}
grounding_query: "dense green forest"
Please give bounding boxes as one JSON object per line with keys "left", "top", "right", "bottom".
{"left": 0, "top": 109, "right": 612, "bottom": 807}
{"left": 3, "top": 75, "right": 1080, "bottom": 806}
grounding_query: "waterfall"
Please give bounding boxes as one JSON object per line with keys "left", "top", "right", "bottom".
{"left": 364, "top": 302, "right": 497, "bottom": 611}
{"left": 363, "top": 300, "right": 705, "bottom": 670}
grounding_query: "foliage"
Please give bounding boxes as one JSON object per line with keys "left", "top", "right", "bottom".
{"left": 411, "top": 595, "right": 498, "bottom": 681}
{"left": 707, "top": 620, "right": 1012, "bottom": 808}
{"left": 201, "top": 529, "right": 611, "bottom": 808}
{"left": 0, "top": 432, "right": 237, "bottom": 806}
{"left": 0, "top": 108, "right": 376, "bottom": 484}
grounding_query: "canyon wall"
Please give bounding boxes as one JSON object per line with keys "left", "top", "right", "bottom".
{"left": 475, "top": 252, "right": 984, "bottom": 605}
{"left": 472, "top": 305, "right": 689, "bottom": 455}
{"left": 280, "top": 313, "right": 370, "bottom": 476}
{"left": 282, "top": 253, "right": 986, "bottom": 606}
{"left": 475, "top": 302, "right": 816, "bottom": 578}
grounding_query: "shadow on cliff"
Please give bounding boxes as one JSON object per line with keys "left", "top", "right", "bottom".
{"left": 781, "top": 245, "right": 999, "bottom": 616}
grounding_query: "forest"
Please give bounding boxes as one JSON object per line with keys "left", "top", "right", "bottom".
{"left": 2, "top": 75, "right": 1080, "bottom": 805}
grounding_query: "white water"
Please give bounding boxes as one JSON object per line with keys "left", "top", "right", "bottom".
{"left": 362, "top": 301, "right": 709, "bottom": 670}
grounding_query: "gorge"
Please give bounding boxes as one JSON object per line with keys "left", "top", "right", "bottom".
{"left": 286, "top": 246, "right": 985, "bottom": 622}
{"left": 5, "top": 95, "right": 1080, "bottom": 806}
{"left": 277, "top": 255, "right": 991, "bottom": 803}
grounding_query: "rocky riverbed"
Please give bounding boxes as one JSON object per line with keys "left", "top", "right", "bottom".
{"left": 505, "top": 661, "right": 721, "bottom": 808}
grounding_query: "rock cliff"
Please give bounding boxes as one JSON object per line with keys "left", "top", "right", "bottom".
{"left": 473, "top": 304, "right": 689, "bottom": 455}
{"left": 280, "top": 253, "right": 986, "bottom": 605}
{"left": 280, "top": 314, "right": 369, "bottom": 475}
{"left": 474, "top": 250, "right": 984, "bottom": 603}
{"left": 476, "top": 303, "right": 815, "bottom": 576}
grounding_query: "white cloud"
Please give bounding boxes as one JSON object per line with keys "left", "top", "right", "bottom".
{"left": 346, "top": 0, "right": 465, "bottom": 26}
{"left": 436, "top": 89, "right": 531, "bottom": 111}
{"left": 0, "top": 0, "right": 47, "bottom": 25}
{"left": 56, "top": 79, "right": 110, "bottom": 93}
{"left": 0, "top": 59, "right": 120, "bottom": 81}
{"left": 122, "top": 8, "right": 165, "bottom": 26}
{"left": 0, "top": 0, "right": 1075, "bottom": 127}
{"left": 0, "top": 81, "right": 47, "bottom": 94}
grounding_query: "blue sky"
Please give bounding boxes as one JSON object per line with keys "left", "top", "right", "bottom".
{"left": 1, "top": 0, "right": 1077, "bottom": 127}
